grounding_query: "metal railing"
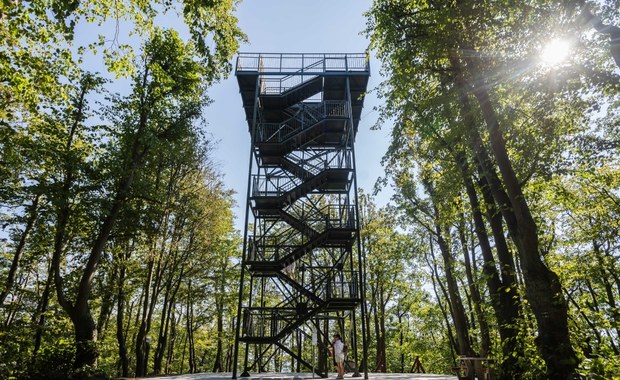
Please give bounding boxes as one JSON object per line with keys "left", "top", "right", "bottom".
{"left": 247, "top": 236, "right": 297, "bottom": 262}
{"left": 303, "top": 270, "right": 359, "bottom": 300}
{"left": 252, "top": 150, "right": 353, "bottom": 197}
{"left": 326, "top": 271, "right": 359, "bottom": 299}
{"left": 282, "top": 149, "right": 353, "bottom": 181}
{"left": 256, "top": 101, "right": 349, "bottom": 144}
{"left": 242, "top": 308, "right": 298, "bottom": 338}
{"left": 240, "top": 273, "right": 359, "bottom": 336}
{"left": 236, "top": 53, "right": 370, "bottom": 74}
{"left": 284, "top": 203, "right": 355, "bottom": 232}
{"left": 259, "top": 59, "right": 323, "bottom": 95}
{"left": 248, "top": 204, "right": 355, "bottom": 262}
{"left": 251, "top": 169, "right": 351, "bottom": 198}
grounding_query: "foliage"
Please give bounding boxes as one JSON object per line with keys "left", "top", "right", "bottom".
{"left": 365, "top": 0, "right": 620, "bottom": 378}
{"left": 0, "top": 0, "right": 244, "bottom": 377}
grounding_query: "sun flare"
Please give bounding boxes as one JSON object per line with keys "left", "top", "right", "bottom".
{"left": 541, "top": 39, "right": 571, "bottom": 66}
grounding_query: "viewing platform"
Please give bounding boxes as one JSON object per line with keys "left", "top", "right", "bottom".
{"left": 235, "top": 53, "right": 370, "bottom": 133}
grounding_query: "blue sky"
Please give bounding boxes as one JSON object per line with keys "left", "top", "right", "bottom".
{"left": 204, "top": 0, "right": 392, "bottom": 231}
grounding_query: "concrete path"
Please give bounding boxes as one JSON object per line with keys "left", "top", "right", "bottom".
{"left": 132, "top": 372, "right": 457, "bottom": 380}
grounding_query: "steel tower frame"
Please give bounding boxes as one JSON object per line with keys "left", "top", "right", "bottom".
{"left": 232, "top": 53, "right": 370, "bottom": 379}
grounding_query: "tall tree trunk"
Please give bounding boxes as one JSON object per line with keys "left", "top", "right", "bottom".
{"left": 449, "top": 46, "right": 570, "bottom": 376}
{"left": 431, "top": 218, "right": 476, "bottom": 379}
{"left": 155, "top": 265, "right": 184, "bottom": 374}
{"left": 457, "top": 220, "right": 491, "bottom": 358}
{"left": 424, "top": 180, "right": 476, "bottom": 363}
{"left": 96, "top": 265, "right": 117, "bottom": 339}
{"left": 166, "top": 309, "right": 179, "bottom": 374}
{"left": 50, "top": 78, "right": 99, "bottom": 369}
{"left": 453, "top": 146, "right": 523, "bottom": 378}
{"left": 426, "top": 249, "right": 458, "bottom": 361}
{"left": 213, "top": 252, "right": 227, "bottom": 373}
{"left": 116, "top": 245, "right": 130, "bottom": 377}
{"left": 153, "top": 283, "right": 172, "bottom": 374}
{"left": 213, "top": 294, "right": 225, "bottom": 372}
{"left": 71, "top": 120, "right": 148, "bottom": 370}
{"left": 374, "top": 284, "right": 387, "bottom": 372}
{"left": 470, "top": 82, "right": 578, "bottom": 378}
{"left": 135, "top": 256, "right": 155, "bottom": 377}
{"left": 0, "top": 193, "right": 40, "bottom": 307}
{"left": 186, "top": 279, "right": 196, "bottom": 373}
{"left": 32, "top": 258, "right": 53, "bottom": 358}
{"left": 372, "top": 293, "right": 381, "bottom": 371}
{"left": 398, "top": 310, "right": 405, "bottom": 373}
{"left": 49, "top": 70, "right": 153, "bottom": 370}
{"left": 435, "top": 227, "right": 475, "bottom": 358}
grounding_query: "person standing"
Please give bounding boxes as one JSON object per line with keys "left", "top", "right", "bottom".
{"left": 332, "top": 334, "right": 345, "bottom": 379}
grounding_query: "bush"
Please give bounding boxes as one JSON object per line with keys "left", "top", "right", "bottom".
{"left": 26, "top": 339, "right": 75, "bottom": 380}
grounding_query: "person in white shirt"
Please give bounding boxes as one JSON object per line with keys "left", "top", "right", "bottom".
{"left": 332, "top": 334, "right": 345, "bottom": 379}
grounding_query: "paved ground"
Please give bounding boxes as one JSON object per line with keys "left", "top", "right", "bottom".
{"left": 133, "top": 372, "right": 457, "bottom": 380}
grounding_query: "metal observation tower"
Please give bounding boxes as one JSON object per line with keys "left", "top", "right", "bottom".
{"left": 232, "top": 53, "right": 370, "bottom": 379}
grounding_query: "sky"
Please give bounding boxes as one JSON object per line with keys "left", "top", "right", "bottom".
{"left": 203, "top": 0, "right": 392, "bottom": 231}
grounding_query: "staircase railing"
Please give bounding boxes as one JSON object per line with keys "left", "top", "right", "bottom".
{"left": 241, "top": 271, "right": 360, "bottom": 340}
{"left": 242, "top": 308, "right": 298, "bottom": 339}
{"left": 257, "top": 100, "right": 349, "bottom": 144}
{"left": 324, "top": 271, "right": 359, "bottom": 299}
{"left": 289, "top": 149, "right": 352, "bottom": 175}
{"left": 249, "top": 204, "right": 355, "bottom": 263}
{"left": 260, "top": 59, "right": 324, "bottom": 95}
{"left": 251, "top": 150, "right": 353, "bottom": 198}
{"left": 247, "top": 235, "right": 297, "bottom": 262}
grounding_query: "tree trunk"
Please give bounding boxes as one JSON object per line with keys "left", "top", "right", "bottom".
{"left": 454, "top": 147, "right": 524, "bottom": 378}
{"left": 116, "top": 246, "right": 129, "bottom": 377}
{"left": 457, "top": 220, "right": 491, "bottom": 357}
{"left": 72, "top": 309, "right": 99, "bottom": 369}
{"left": 471, "top": 83, "right": 578, "bottom": 378}
{"left": 166, "top": 309, "right": 179, "bottom": 374}
{"left": 435, "top": 227, "right": 475, "bottom": 358}
{"left": 374, "top": 283, "right": 387, "bottom": 372}
{"left": 398, "top": 311, "right": 405, "bottom": 373}
{"left": 96, "top": 265, "right": 117, "bottom": 339}
{"left": 32, "top": 258, "right": 53, "bottom": 358}
{"left": 135, "top": 257, "right": 154, "bottom": 377}
{"left": 153, "top": 284, "right": 172, "bottom": 374}
{"left": 0, "top": 193, "right": 40, "bottom": 307}
{"left": 213, "top": 295, "right": 225, "bottom": 372}
{"left": 186, "top": 279, "right": 196, "bottom": 373}
{"left": 155, "top": 264, "right": 184, "bottom": 374}
{"left": 50, "top": 79, "right": 98, "bottom": 370}
{"left": 426, "top": 250, "right": 458, "bottom": 361}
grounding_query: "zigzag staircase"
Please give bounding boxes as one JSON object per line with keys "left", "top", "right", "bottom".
{"left": 235, "top": 53, "right": 369, "bottom": 379}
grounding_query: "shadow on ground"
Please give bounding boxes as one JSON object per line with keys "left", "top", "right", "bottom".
{"left": 128, "top": 372, "right": 457, "bottom": 380}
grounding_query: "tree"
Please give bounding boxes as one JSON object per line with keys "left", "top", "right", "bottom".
{"left": 48, "top": 29, "right": 208, "bottom": 369}
{"left": 365, "top": 0, "right": 620, "bottom": 377}
{"left": 1, "top": 0, "right": 245, "bottom": 375}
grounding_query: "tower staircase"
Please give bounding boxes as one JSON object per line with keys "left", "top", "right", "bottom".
{"left": 234, "top": 53, "right": 369, "bottom": 379}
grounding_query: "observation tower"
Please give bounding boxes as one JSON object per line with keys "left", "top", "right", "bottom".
{"left": 232, "top": 53, "right": 370, "bottom": 379}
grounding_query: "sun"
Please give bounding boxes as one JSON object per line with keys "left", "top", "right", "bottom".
{"left": 541, "top": 39, "right": 571, "bottom": 66}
